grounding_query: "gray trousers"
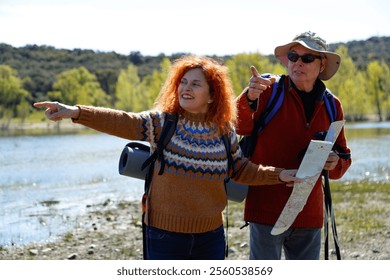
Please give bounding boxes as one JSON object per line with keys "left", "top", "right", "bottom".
{"left": 249, "top": 223, "right": 321, "bottom": 260}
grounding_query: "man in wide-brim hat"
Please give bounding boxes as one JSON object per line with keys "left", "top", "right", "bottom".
{"left": 235, "top": 31, "right": 352, "bottom": 260}
{"left": 274, "top": 32, "right": 341, "bottom": 81}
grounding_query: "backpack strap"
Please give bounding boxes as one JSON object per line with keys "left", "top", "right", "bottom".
{"left": 323, "top": 91, "right": 351, "bottom": 161}
{"left": 323, "top": 170, "right": 342, "bottom": 260}
{"left": 221, "top": 133, "right": 235, "bottom": 179}
{"left": 157, "top": 113, "right": 178, "bottom": 175}
{"left": 139, "top": 112, "right": 178, "bottom": 260}
{"left": 221, "top": 133, "right": 234, "bottom": 258}
{"left": 141, "top": 113, "right": 178, "bottom": 175}
{"left": 258, "top": 74, "right": 286, "bottom": 133}
{"left": 239, "top": 75, "right": 285, "bottom": 158}
{"left": 323, "top": 89, "right": 337, "bottom": 123}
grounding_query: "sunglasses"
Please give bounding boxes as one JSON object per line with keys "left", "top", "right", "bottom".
{"left": 287, "top": 52, "right": 323, "bottom": 63}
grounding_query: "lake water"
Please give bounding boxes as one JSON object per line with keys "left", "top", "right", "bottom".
{"left": 1, "top": 122, "right": 390, "bottom": 246}
{"left": 0, "top": 133, "right": 145, "bottom": 246}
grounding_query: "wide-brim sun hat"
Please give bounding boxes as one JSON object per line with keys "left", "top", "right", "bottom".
{"left": 274, "top": 36, "right": 341, "bottom": 80}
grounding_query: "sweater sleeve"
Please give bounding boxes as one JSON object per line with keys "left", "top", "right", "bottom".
{"left": 72, "top": 105, "right": 162, "bottom": 142}
{"left": 233, "top": 160, "right": 283, "bottom": 186}
{"left": 228, "top": 130, "right": 283, "bottom": 186}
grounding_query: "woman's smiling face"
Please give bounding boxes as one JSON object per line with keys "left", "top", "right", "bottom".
{"left": 178, "top": 68, "right": 212, "bottom": 114}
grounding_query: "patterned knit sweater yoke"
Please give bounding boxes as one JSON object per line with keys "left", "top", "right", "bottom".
{"left": 159, "top": 111, "right": 229, "bottom": 180}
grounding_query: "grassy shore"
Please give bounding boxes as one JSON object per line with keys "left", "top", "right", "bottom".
{"left": 0, "top": 181, "right": 389, "bottom": 260}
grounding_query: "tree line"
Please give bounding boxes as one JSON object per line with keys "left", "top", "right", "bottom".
{"left": 0, "top": 36, "right": 389, "bottom": 128}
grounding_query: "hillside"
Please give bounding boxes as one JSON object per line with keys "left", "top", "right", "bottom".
{"left": 329, "top": 36, "right": 390, "bottom": 69}
{"left": 0, "top": 36, "right": 389, "bottom": 101}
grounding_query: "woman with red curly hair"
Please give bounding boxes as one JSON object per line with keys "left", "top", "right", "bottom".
{"left": 157, "top": 55, "right": 236, "bottom": 135}
{"left": 34, "top": 55, "right": 299, "bottom": 260}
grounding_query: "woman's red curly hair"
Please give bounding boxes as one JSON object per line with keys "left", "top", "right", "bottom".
{"left": 155, "top": 55, "right": 236, "bottom": 135}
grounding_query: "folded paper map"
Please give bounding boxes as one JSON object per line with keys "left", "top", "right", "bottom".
{"left": 271, "top": 120, "right": 345, "bottom": 235}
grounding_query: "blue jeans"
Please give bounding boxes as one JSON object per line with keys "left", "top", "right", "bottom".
{"left": 249, "top": 223, "right": 321, "bottom": 260}
{"left": 145, "top": 225, "right": 226, "bottom": 260}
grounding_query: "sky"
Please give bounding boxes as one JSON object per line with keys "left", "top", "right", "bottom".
{"left": 0, "top": 0, "right": 389, "bottom": 57}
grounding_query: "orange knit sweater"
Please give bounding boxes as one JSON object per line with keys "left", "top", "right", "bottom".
{"left": 74, "top": 105, "right": 283, "bottom": 233}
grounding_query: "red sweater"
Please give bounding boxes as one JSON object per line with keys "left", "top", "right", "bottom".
{"left": 236, "top": 77, "right": 352, "bottom": 228}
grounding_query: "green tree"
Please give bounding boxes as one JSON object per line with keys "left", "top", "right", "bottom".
{"left": 114, "top": 64, "right": 141, "bottom": 112}
{"left": 226, "top": 53, "right": 282, "bottom": 96}
{"left": 16, "top": 100, "right": 31, "bottom": 124}
{"left": 48, "top": 66, "right": 110, "bottom": 106}
{"left": 0, "top": 65, "right": 31, "bottom": 127}
{"left": 380, "top": 61, "right": 390, "bottom": 120}
{"left": 366, "top": 60, "right": 390, "bottom": 121}
{"left": 95, "top": 68, "right": 120, "bottom": 104}
{"left": 325, "top": 45, "right": 369, "bottom": 121}
{"left": 139, "top": 58, "right": 171, "bottom": 110}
